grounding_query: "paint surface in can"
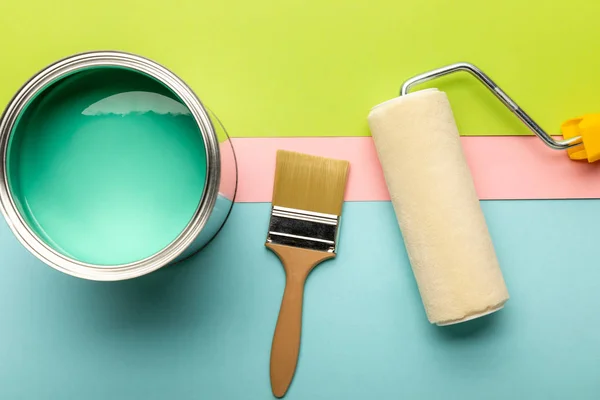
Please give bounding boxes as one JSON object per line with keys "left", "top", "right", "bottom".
{"left": 7, "top": 67, "right": 208, "bottom": 265}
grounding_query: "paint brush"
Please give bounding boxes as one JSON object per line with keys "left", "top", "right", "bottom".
{"left": 265, "top": 150, "right": 350, "bottom": 398}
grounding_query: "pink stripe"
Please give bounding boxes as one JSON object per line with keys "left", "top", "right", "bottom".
{"left": 231, "top": 137, "right": 600, "bottom": 202}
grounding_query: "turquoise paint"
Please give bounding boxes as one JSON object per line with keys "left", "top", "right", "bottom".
{"left": 1, "top": 200, "right": 600, "bottom": 398}
{"left": 6, "top": 68, "right": 207, "bottom": 265}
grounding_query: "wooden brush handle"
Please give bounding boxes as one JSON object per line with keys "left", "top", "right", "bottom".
{"left": 266, "top": 243, "right": 335, "bottom": 398}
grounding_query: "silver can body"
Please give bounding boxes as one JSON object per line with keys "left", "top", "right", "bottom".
{"left": 0, "top": 51, "right": 237, "bottom": 281}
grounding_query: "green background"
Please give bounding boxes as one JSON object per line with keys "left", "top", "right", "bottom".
{"left": 2, "top": 0, "right": 600, "bottom": 137}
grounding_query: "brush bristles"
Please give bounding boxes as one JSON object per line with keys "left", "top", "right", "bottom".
{"left": 272, "top": 150, "right": 350, "bottom": 216}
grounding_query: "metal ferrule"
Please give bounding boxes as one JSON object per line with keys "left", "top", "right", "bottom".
{"left": 266, "top": 206, "right": 340, "bottom": 253}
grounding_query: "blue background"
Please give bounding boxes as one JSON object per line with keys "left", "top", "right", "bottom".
{"left": 1, "top": 201, "right": 599, "bottom": 399}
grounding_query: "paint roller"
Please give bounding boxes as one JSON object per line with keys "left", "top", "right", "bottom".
{"left": 368, "top": 62, "right": 597, "bottom": 326}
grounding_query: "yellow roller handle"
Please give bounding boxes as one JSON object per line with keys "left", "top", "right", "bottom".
{"left": 561, "top": 114, "right": 600, "bottom": 163}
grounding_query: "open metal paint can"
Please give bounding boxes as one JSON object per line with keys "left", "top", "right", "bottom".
{"left": 0, "top": 51, "right": 237, "bottom": 281}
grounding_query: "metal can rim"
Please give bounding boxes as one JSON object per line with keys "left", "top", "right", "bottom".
{"left": 0, "top": 51, "right": 221, "bottom": 281}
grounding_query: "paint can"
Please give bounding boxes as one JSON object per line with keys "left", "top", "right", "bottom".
{"left": 0, "top": 51, "right": 237, "bottom": 281}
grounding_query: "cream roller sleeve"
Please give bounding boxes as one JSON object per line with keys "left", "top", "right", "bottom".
{"left": 367, "top": 88, "right": 509, "bottom": 326}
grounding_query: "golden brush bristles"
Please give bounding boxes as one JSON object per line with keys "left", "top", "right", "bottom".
{"left": 271, "top": 150, "right": 350, "bottom": 216}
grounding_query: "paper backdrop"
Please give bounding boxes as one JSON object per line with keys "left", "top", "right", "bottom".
{"left": 1, "top": 0, "right": 600, "bottom": 138}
